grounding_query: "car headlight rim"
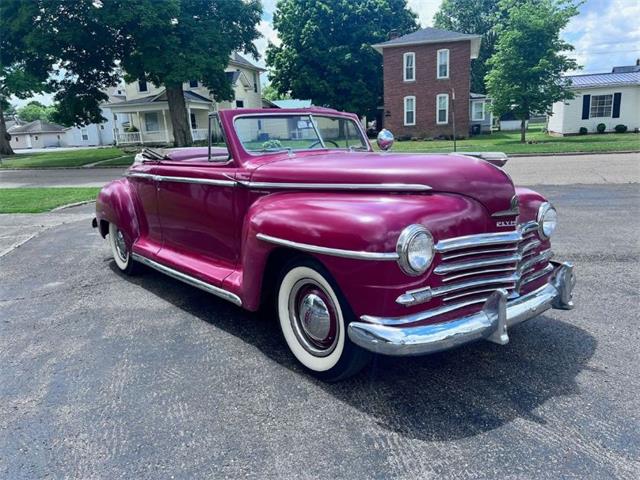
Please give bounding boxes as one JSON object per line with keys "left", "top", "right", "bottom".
{"left": 396, "top": 224, "right": 434, "bottom": 276}
{"left": 537, "top": 202, "right": 557, "bottom": 239}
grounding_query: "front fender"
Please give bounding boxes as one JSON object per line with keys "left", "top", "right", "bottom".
{"left": 95, "top": 179, "right": 140, "bottom": 248}
{"left": 234, "top": 191, "right": 490, "bottom": 315}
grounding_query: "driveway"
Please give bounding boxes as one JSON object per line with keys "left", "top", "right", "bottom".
{"left": 0, "top": 151, "right": 638, "bottom": 188}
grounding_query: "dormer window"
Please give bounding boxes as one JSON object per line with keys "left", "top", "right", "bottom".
{"left": 138, "top": 79, "right": 148, "bottom": 92}
{"left": 403, "top": 52, "right": 415, "bottom": 82}
{"left": 437, "top": 49, "right": 449, "bottom": 79}
{"left": 189, "top": 80, "right": 199, "bottom": 88}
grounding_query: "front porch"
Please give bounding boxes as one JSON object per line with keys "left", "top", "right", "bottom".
{"left": 107, "top": 89, "right": 213, "bottom": 146}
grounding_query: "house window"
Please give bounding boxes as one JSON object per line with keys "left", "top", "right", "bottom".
{"left": 138, "top": 79, "right": 148, "bottom": 92}
{"left": 404, "top": 96, "right": 416, "bottom": 126}
{"left": 253, "top": 72, "right": 258, "bottom": 93}
{"left": 471, "top": 101, "right": 485, "bottom": 121}
{"left": 144, "top": 112, "right": 160, "bottom": 132}
{"left": 34, "top": 136, "right": 38, "bottom": 140}
{"left": 189, "top": 80, "right": 199, "bottom": 88}
{"left": 403, "top": 52, "right": 415, "bottom": 82}
{"left": 590, "top": 94, "right": 613, "bottom": 118}
{"left": 100, "top": 125, "right": 104, "bottom": 130}
{"left": 436, "top": 94, "right": 449, "bottom": 124}
{"left": 81, "top": 128, "right": 89, "bottom": 141}
{"left": 236, "top": 100, "right": 245, "bottom": 108}
{"left": 190, "top": 112, "right": 197, "bottom": 129}
{"left": 437, "top": 49, "right": 449, "bottom": 79}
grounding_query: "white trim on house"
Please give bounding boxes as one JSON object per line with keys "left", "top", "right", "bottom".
{"left": 471, "top": 100, "right": 485, "bottom": 121}
{"left": 403, "top": 52, "right": 415, "bottom": 82}
{"left": 404, "top": 96, "right": 416, "bottom": 126}
{"left": 436, "top": 93, "right": 449, "bottom": 124}
{"left": 437, "top": 49, "right": 450, "bottom": 79}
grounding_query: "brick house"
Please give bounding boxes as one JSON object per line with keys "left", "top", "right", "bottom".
{"left": 373, "top": 27, "right": 482, "bottom": 139}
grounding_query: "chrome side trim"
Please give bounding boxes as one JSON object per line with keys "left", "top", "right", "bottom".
{"left": 256, "top": 233, "right": 399, "bottom": 261}
{"left": 126, "top": 172, "right": 236, "bottom": 187}
{"left": 435, "top": 231, "right": 523, "bottom": 252}
{"left": 434, "top": 253, "right": 522, "bottom": 275}
{"left": 131, "top": 253, "right": 242, "bottom": 306}
{"left": 240, "top": 181, "right": 432, "bottom": 192}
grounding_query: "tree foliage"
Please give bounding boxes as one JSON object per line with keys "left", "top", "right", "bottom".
{"left": 485, "top": 0, "right": 580, "bottom": 142}
{"left": 267, "top": 0, "right": 418, "bottom": 117}
{"left": 262, "top": 83, "right": 291, "bottom": 102}
{"left": 17, "top": 101, "right": 59, "bottom": 123}
{"left": 100, "top": 0, "right": 262, "bottom": 146}
{"left": 434, "top": 0, "right": 501, "bottom": 94}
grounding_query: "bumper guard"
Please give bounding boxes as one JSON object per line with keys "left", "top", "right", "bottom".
{"left": 348, "top": 261, "right": 576, "bottom": 356}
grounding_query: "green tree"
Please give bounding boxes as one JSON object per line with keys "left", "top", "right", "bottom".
{"left": 17, "top": 101, "right": 58, "bottom": 123}
{"left": 434, "top": 0, "right": 501, "bottom": 94}
{"left": 101, "top": 0, "right": 262, "bottom": 147}
{"left": 0, "top": 1, "right": 122, "bottom": 155}
{"left": 486, "top": 0, "right": 579, "bottom": 143}
{"left": 262, "top": 83, "right": 291, "bottom": 102}
{"left": 267, "top": 0, "right": 418, "bottom": 117}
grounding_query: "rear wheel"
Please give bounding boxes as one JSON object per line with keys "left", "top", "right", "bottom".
{"left": 276, "top": 259, "right": 370, "bottom": 381}
{"left": 108, "top": 223, "right": 137, "bottom": 275}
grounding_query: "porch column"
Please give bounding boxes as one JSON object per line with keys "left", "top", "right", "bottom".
{"left": 162, "top": 109, "right": 169, "bottom": 143}
{"left": 113, "top": 112, "right": 118, "bottom": 146}
{"left": 187, "top": 106, "right": 193, "bottom": 139}
{"left": 137, "top": 111, "right": 144, "bottom": 144}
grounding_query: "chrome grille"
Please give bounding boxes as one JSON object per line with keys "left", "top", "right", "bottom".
{"left": 396, "top": 222, "right": 555, "bottom": 308}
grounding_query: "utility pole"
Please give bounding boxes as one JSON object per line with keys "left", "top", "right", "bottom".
{"left": 451, "top": 88, "right": 457, "bottom": 152}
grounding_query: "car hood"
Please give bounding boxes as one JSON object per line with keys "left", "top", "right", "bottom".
{"left": 250, "top": 151, "right": 516, "bottom": 215}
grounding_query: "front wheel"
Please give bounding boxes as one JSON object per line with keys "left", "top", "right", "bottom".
{"left": 276, "top": 260, "right": 371, "bottom": 381}
{"left": 108, "top": 223, "right": 137, "bottom": 275}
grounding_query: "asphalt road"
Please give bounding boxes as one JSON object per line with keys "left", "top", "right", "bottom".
{"left": 1, "top": 183, "right": 639, "bottom": 479}
{"left": 0, "top": 152, "right": 638, "bottom": 188}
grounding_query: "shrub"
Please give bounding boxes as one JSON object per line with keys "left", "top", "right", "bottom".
{"left": 397, "top": 134, "right": 411, "bottom": 141}
{"left": 596, "top": 123, "right": 606, "bottom": 133}
{"left": 579, "top": 127, "right": 588, "bottom": 135}
{"left": 614, "top": 124, "right": 628, "bottom": 133}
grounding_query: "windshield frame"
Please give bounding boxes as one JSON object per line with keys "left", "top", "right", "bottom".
{"left": 232, "top": 112, "right": 371, "bottom": 156}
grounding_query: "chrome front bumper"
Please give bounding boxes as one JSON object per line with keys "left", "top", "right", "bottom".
{"left": 347, "top": 261, "right": 576, "bottom": 356}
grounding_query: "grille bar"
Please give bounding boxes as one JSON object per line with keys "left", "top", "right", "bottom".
{"left": 435, "top": 253, "right": 522, "bottom": 275}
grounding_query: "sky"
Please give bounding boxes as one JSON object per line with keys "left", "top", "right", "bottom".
{"left": 13, "top": 0, "right": 640, "bottom": 108}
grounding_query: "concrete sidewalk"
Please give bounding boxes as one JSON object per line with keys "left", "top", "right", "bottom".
{"left": 0, "top": 203, "right": 94, "bottom": 257}
{"left": 0, "top": 167, "right": 125, "bottom": 188}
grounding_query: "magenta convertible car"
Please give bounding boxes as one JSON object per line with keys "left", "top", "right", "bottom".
{"left": 93, "top": 108, "right": 576, "bottom": 381}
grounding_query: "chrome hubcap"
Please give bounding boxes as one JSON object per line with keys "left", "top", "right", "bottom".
{"left": 114, "top": 229, "right": 128, "bottom": 262}
{"left": 289, "top": 280, "right": 339, "bottom": 357}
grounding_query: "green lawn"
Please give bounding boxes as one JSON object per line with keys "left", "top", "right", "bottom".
{"left": 0, "top": 147, "right": 127, "bottom": 168}
{"left": 93, "top": 154, "right": 136, "bottom": 166}
{"left": 0, "top": 188, "right": 100, "bottom": 213}
{"left": 387, "top": 125, "right": 640, "bottom": 155}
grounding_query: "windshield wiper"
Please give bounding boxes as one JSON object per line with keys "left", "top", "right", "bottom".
{"left": 348, "top": 145, "right": 368, "bottom": 152}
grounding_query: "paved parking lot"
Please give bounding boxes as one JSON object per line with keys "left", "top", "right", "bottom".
{"left": 1, "top": 180, "right": 639, "bottom": 477}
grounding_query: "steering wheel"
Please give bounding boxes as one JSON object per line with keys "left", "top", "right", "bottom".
{"left": 308, "top": 139, "right": 340, "bottom": 149}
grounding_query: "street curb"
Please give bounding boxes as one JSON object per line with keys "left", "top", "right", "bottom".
{"left": 508, "top": 150, "right": 640, "bottom": 158}
{"left": 51, "top": 200, "right": 96, "bottom": 212}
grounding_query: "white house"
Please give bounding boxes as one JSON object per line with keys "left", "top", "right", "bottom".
{"left": 107, "top": 53, "right": 265, "bottom": 145}
{"left": 7, "top": 120, "right": 69, "bottom": 149}
{"left": 548, "top": 64, "right": 640, "bottom": 135}
{"left": 64, "top": 86, "right": 129, "bottom": 147}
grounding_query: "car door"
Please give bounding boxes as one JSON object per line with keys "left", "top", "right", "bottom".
{"left": 153, "top": 160, "right": 240, "bottom": 285}
{"left": 127, "top": 160, "right": 163, "bottom": 256}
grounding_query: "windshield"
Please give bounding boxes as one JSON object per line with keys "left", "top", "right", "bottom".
{"left": 234, "top": 114, "right": 368, "bottom": 153}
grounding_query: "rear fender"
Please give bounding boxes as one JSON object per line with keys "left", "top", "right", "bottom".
{"left": 95, "top": 179, "right": 140, "bottom": 248}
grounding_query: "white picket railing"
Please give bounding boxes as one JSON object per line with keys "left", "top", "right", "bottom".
{"left": 117, "top": 132, "right": 142, "bottom": 144}
{"left": 191, "top": 128, "right": 208, "bottom": 141}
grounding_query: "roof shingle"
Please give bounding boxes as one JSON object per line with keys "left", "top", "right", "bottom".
{"left": 566, "top": 71, "right": 640, "bottom": 88}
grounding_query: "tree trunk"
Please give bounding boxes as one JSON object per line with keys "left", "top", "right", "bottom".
{"left": 520, "top": 118, "right": 526, "bottom": 143}
{"left": 0, "top": 99, "right": 15, "bottom": 156}
{"left": 166, "top": 84, "right": 192, "bottom": 147}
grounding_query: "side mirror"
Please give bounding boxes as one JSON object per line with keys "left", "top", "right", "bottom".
{"left": 376, "top": 129, "right": 394, "bottom": 151}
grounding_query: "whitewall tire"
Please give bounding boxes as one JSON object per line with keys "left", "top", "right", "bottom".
{"left": 108, "top": 223, "right": 136, "bottom": 275}
{"left": 276, "top": 261, "right": 370, "bottom": 381}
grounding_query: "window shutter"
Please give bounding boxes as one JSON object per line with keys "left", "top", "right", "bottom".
{"left": 612, "top": 93, "right": 622, "bottom": 118}
{"left": 581, "top": 95, "right": 591, "bottom": 119}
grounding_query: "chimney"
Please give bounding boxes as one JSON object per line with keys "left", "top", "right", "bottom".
{"left": 388, "top": 30, "right": 399, "bottom": 40}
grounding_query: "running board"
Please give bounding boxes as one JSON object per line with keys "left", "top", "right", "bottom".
{"left": 131, "top": 252, "right": 242, "bottom": 307}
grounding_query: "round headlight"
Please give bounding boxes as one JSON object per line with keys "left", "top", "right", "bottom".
{"left": 537, "top": 202, "right": 557, "bottom": 239}
{"left": 396, "top": 225, "right": 434, "bottom": 276}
